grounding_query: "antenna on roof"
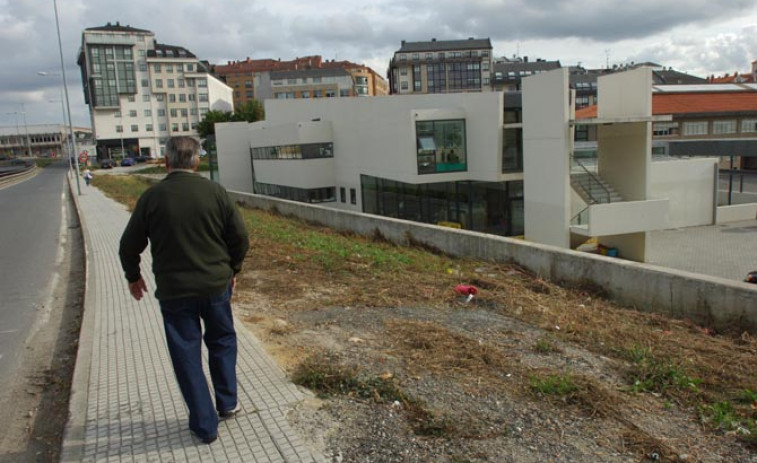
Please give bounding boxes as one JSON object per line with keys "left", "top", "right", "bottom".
{"left": 605, "top": 49, "right": 610, "bottom": 69}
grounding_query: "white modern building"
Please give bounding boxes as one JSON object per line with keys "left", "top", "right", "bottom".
{"left": 78, "top": 22, "right": 233, "bottom": 159}
{"left": 216, "top": 68, "right": 720, "bottom": 262}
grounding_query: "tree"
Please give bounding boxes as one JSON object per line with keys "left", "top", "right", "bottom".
{"left": 196, "top": 110, "right": 233, "bottom": 138}
{"left": 232, "top": 99, "right": 264, "bottom": 123}
{"left": 196, "top": 99, "right": 265, "bottom": 139}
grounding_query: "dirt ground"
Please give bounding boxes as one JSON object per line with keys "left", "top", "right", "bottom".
{"left": 233, "top": 210, "right": 757, "bottom": 463}
{"left": 0, "top": 187, "right": 85, "bottom": 463}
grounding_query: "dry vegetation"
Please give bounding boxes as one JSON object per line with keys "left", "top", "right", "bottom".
{"left": 95, "top": 175, "right": 757, "bottom": 463}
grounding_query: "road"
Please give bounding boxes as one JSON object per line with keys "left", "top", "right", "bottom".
{"left": 0, "top": 162, "right": 70, "bottom": 392}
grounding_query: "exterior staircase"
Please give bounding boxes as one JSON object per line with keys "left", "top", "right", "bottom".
{"left": 571, "top": 172, "right": 624, "bottom": 204}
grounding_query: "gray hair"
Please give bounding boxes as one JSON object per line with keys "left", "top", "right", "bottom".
{"left": 165, "top": 137, "right": 200, "bottom": 169}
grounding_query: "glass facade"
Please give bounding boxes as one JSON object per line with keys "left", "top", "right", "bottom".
{"left": 416, "top": 120, "right": 467, "bottom": 174}
{"left": 87, "top": 44, "right": 136, "bottom": 107}
{"left": 250, "top": 142, "right": 334, "bottom": 160}
{"left": 502, "top": 128, "right": 523, "bottom": 172}
{"left": 253, "top": 182, "right": 336, "bottom": 204}
{"left": 361, "top": 175, "right": 524, "bottom": 237}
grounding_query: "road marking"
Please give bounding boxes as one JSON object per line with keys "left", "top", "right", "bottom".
{"left": 0, "top": 330, "right": 20, "bottom": 335}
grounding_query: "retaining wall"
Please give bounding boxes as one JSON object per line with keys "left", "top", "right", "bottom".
{"left": 231, "top": 191, "right": 757, "bottom": 333}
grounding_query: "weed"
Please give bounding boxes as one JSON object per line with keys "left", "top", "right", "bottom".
{"left": 529, "top": 373, "right": 579, "bottom": 396}
{"left": 534, "top": 337, "right": 561, "bottom": 354}
{"left": 623, "top": 345, "right": 701, "bottom": 397}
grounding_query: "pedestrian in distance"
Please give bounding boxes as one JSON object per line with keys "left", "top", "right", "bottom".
{"left": 119, "top": 136, "right": 250, "bottom": 444}
{"left": 83, "top": 168, "right": 93, "bottom": 186}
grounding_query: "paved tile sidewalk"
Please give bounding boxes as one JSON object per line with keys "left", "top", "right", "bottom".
{"left": 62, "top": 179, "right": 324, "bottom": 462}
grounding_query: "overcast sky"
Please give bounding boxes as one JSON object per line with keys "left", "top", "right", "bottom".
{"left": 2, "top": 0, "right": 757, "bottom": 128}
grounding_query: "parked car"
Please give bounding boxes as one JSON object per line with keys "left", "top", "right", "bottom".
{"left": 121, "top": 157, "right": 137, "bottom": 167}
{"left": 100, "top": 158, "right": 115, "bottom": 169}
{"left": 135, "top": 155, "right": 152, "bottom": 163}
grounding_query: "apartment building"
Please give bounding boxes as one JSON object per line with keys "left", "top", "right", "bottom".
{"left": 78, "top": 22, "right": 233, "bottom": 159}
{"left": 388, "top": 38, "right": 493, "bottom": 95}
{"left": 259, "top": 68, "right": 355, "bottom": 100}
{"left": 575, "top": 84, "right": 757, "bottom": 167}
{"left": 490, "top": 57, "right": 561, "bottom": 92}
{"left": 212, "top": 55, "right": 387, "bottom": 107}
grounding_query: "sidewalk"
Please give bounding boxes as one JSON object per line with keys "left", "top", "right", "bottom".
{"left": 62, "top": 178, "right": 325, "bottom": 462}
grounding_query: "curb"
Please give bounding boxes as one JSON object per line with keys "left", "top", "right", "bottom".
{"left": 59, "top": 172, "right": 95, "bottom": 463}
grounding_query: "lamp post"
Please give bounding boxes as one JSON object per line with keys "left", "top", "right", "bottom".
{"left": 20, "top": 105, "right": 31, "bottom": 157}
{"left": 52, "top": 0, "right": 80, "bottom": 195}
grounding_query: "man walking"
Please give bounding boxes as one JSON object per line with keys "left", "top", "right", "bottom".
{"left": 119, "top": 136, "right": 250, "bottom": 444}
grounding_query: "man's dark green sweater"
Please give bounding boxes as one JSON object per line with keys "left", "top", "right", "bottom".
{"left": 119, "top": 171, "right": 250, "bottom": 300}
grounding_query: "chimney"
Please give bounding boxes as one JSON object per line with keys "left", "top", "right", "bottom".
{"left": 524, "top": 56, "right": 528, "bottom": 63}
{"left": 431, "top": 38, "right": 436, "bottom": 42}
{"left": 401, "top": 40, "right": 406, "bottom": 46}
{"left": 468, "top": 37, "right": 474, "bottom": 40}
{"left": 116, "top": 21, "right": 120, "bottom": 26}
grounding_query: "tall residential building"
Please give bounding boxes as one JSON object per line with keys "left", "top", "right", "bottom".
{"left": 212, "top": 56, "right": 388, "bottom": 107}
{"left": 78, "top": 22, "right": 233, "bottom": 159}
{"left": 387, "top": 38, "right": 493, "bottom": 95}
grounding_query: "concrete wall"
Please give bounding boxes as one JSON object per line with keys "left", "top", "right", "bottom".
{"left": 522, "top": 68, "right": 571, "bottom": 248}
{"left": 717, "top": 203, "right": 757, "bottom": 223}
{"left": 216, "top": 122, "right": 253, "bottom": 193}
{"left": 229, "top": 190, "right": 757, "bottom": 333}
{"left": 651, "top": 158, "right": 717, "bottom": 228}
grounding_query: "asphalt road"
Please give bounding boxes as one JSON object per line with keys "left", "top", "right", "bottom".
{"left": 0, "top": 162, "right": 70, "bottom": 391}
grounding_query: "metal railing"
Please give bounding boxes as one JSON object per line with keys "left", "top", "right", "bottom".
{"left": 571, "top": 155, "right": 611, "bottom": 204}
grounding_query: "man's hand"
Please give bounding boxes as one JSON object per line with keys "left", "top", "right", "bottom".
{"left": 128, "top": 277, "right": 148, "bottom": 301}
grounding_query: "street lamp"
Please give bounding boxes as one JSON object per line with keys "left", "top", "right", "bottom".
{"left": 52, "top": 0, "right": 81, "bottom": 195}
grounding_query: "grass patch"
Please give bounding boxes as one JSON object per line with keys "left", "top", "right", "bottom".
{"left": 91, "top": 175, "right": 153, "bottom": 211}
{"left": 533, "top": 337, "right": 561, "bottom": 354}
{"left": 623, "top": 346, "right": 701, "bottom": 398}
{"left": 529, "top": 373, "right": 579, "bottom": 396}
{"left": 291, "top": 353, "right": 456, "bottom": 437}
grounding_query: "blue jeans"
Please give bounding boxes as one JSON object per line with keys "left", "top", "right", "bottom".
{"left": 159, "top": 285, "right": 237, "bottom": 439}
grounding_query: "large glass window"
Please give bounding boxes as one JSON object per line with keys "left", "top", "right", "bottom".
{"left": 87, "top": 44, "right": 136, "bottom": 107}
{"left": 250, "top": 142, "right": 334, "bottom": 160}
{"left": 361, "top": 175, "right": 524, "bottom": 237}
{"left": 503, "top": 128, "right": 523, "bottom": 172}
{"left": 252, "top": 181, "right": 336, "bottom": 204}
{"left": 713, "top": 120, "right": 736, "bottom": 134}
{"left": 416, "top": 119, "right": 467, "bottom": 174}
{"left": 683, "top": 121, "right": 708, "bottom": 136}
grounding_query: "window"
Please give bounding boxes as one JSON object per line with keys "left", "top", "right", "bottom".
{"left": 186, "top": 63, "right": 194, "bottom": 72}
{"left": 169, "top": 94, "right": 176, "bottom": 102}
{"left": 350, "top": 188, "right": 356, "bottom": 205}
{"left": 127, "top": 95, "right": 135, "bottom": 102}
{"left": 416, "top": 119, "right": 467, "bottom": 174}
{"left": 653, "top": 122, "right": 679, "bottom": 136}
{"left": 245, "top": 80, "right": 253, "bottom": 88}
{"left": 179, "top": 93, "right": 186, "bottom": 102}
{"left": 165, "top": 64, "right": 173, "bottom": 73}
{"left": 326, "top": 90, "right": 336, "bottom": 97}
{"left": 181, "top": 108, "right": 188, "bottom": 116}
{"left": 154, "top": 64, "right": 161, "bottom": 73}
{"left": 129, "top": 110, "right": 137, "bottom": 117}
{"left": 182, "top": 123, "right": 189, "bottom": 131}
{"left": 288, "top": 78, "right": 297, "bottom": 84}
{"left": 167, "top": 79, "right": 175, "bottom": 88}
{"left": 250, "top": 142, "right": 333, "bottom": 160}
{"left": 340, "top": 187, "right": 346, "bottom": 203}
{"left": 156, "top": 94, "right": 165, "bottom": 102}
{"left": 713, "top": 120, "right": 736, "bottom": 134}
{"left": 171, "top": 123, "right": 179, "bottom": 132}
{"left": 401, "top": 81, "right": 408, "bottom": 90}
{"left": 742, "top": 119, "right": 757, "bottom": 133}
{"left": 399, "top": 54, "right": 407, "bottom": 61}
{"left": 170, "top": 108, "right": 178, "bottom": 117}
{"left": 199, "top": 93, "right": 208, "bottom": 102}
{"left": 114, "top": 111, "right": 121, "bottom": 117}
{"left": 400, "top": 68, "right": 408, "bottom": 76}
{"left": 157, "top": 109, "right": 166, "bottom": 117}
{"left": 301, "top": 91, "right": 310, "bottom": 98}
{"left": 131, "top": 124, "right": 138, "bottom": 132}
{"left": 198, "top": 78, "right": 207, "bottom": 87}
{"left": 144, "top": 109, "right": 152, "bottom": 117}
{"left": 115, "top": 125, "right": 123, "bottom": 133}
{"left": 159, "top": 123, "right": 167, "bottom": 131}
{"left": 139, "top": 63, "right": 147, "bottom": 72}
{"left": 412, "top": 53, "right": 419, "bottom": 60}
{"left": 178, "top": 79, "right": 185, "bottom": 88}
{"left": 142, "top": 94, "right": 150, "bottom": 102}
{"left": 146, "top": 123, "right": 153, "bottom": 131}
{"left": 139, "top": 50, "right": 146, "bottom": 57}
{"left": 155, "top": 79, "right": 163, "bottom": 88}
{"left": 683, "top": 121, "right": 708, "bottom": 136}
